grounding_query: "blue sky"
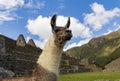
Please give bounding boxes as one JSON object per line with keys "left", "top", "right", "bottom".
{"left": 0, "top": 0, "right": 120, "bottom": 50}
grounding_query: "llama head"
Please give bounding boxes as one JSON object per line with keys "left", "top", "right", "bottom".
{"left": 50, "top": 14, "right": 72, "bottom": 47}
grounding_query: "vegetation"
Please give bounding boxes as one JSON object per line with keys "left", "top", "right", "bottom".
{"left": 58, "top": 72, "right": 120, "bottom": 81}
{"left": 66, "top": 29, "right": 120, "bottom": 67}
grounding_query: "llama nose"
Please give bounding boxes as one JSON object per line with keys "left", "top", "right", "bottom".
{"left": 66, "top": 30, "right": 71, "bottom": 33}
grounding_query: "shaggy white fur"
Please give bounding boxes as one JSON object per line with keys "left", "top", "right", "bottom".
{"left": 37, "top": 36, "right": 65, "bottom": 76}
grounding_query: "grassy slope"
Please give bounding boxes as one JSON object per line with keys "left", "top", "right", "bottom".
{"left": 66, "top": 29, "right": 120, "bottom": 67}
{"left": 58, "top": 72, "right": 120, "bottom": 81}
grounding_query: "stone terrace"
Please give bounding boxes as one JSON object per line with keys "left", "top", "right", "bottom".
{"left": 0, "top": 34, "right": 101, "bottom": 77}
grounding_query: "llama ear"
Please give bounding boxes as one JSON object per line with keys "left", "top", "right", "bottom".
{"left": 50, "top": 14, "right": 57, "bottom": 30}
{"left": 65, "top": 17, "right": 70, "bottom": 29}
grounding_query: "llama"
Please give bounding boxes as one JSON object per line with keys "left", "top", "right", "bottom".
{"left": 0, "top": 14, "right": 72, "bottom": 81}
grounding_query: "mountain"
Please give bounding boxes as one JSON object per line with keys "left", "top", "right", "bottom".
{"left": 66, "top": 29, "right": 120, "bottom": 68}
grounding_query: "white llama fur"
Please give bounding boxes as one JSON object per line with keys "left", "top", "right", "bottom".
{"left": 37, "top": 36, "right": 65, "bottom": 76}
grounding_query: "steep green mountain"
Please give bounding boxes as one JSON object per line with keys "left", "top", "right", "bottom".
{"left": 66, "top": 29, "right": 120, "bottom": 68}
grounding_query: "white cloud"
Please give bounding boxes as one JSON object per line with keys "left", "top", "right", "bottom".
{"left": 26, "top": 36, "right": 31, "bottom": 42}
{"left": 0, "top": 10, "right": 19, "bottom": 23}
{"left": 26, "top": 15, "right": 92, "bottom": 48}
{"left": 64, "top": 38, "right": 91, "bottom": 51}
{"left": 25, "top": 0, "right": 45, "bottom": 9}
{"left": 58, "top": 3, "right": 64, "bottom": 9}
{"left": 103, "top": 29, "right": 113, "bottom": 35}
{"left": 0, "top": 11, "right": 14, "bottom": 22}
{"left": 0, "top": 0, "right": 24, "bottom": 23}
{"left": 26, "top": 36, "right": 47, "bottom": 49}
{"left": 113, "top": 22, "right": 117, "bottom": 27}
{"left": 0, "top": 0, "right": 46, "bottom": 24}
{"left": 57, "top": 0, "right": 64, "bottom": 9}
{"left": 26, "top": 16, "right": 51, "bottom": 39}
{"left": 115, "top": 25, "right": 120, "bottom": 31}
{"left": 26, "top": 15, "right": 92, "bottom": 38}
{"left": 84, "top": 2, "right": 120, "bottom": 31}
{"left": 0, "top": 0, "right": 24, "bottom": 10}
{"left": 70, "top": 17, "right": 92, "bottom": 38}
{"left": 59, "top": 5, "right": 64, "bottom": 9}
{"left": 34, "top": 39, "right": 47, "bottom": 49}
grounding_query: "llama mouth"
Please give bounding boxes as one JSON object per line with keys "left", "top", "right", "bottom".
{"left": 65, "top": 36, "right": 72, "bottom": 40}
{"left": 64, "top": 33, "right": 72, "bottom": 41}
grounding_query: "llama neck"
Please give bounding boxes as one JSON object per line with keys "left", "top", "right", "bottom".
{"left": 37, "top": 36, "right": 64, "bottom": 76}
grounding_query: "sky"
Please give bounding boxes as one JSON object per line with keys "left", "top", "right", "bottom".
{"left": 0, "top": 0, "right": 120, "bottom": 50}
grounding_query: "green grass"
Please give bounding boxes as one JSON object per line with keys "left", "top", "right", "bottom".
{"left": 58, "top": 72, "right": 120, "bottom": 81}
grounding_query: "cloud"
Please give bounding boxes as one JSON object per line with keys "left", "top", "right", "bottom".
{"left": 0, "top": 0, "right": 24, "bottom": 10}
{"left": 64, "top": 38, "right": 91, "bottom": 51}
{"left": 0, "top": 0, "right": 45, "bottom": 24}
{"left": 103, "top": 29, "right": 113, "bottom": 35}
{"left": 26, "top": 16, "right": 51, "bottom": 39}
{"left": 25, "top": 0, "right": 45, "bottom": 9}
{"left": 59, "top": 3, "right": 65, "bottom": 9}
{"left": 26, "top": 15, "right": 92, "bottom": 39}
{"left": 115, "top": 24, "right": 120, "bottom": 31}
{"left": 84, "top": 2, "right": 120, "bottom": 31}
{"left": 0, "top": 11, "right": 15, "bottom": 23}
{"left": 26, "top": 15, "right": 92, "bottom": 48}
{"left": 103, "top": 24, "right": 120, "bottom": 36}
{"left": 34, "top": 39, "right": 47, "bottom": 49}
{"left": 0, "top": 0, "right": 24, "bottom": 23}
{"left": 57, "top": 0, "right": 65, "bottom": 9}
{"left": 0, "top": 10, "right": 19, "bottom": 23}
{"left": 26, "top": 36, "right": 47, "bottom": 49}
{"left": 26, "top": 36, "right": 31, "bottom": 42}
{"left": 70, "top": 17, "right": 92, "bottom": 38}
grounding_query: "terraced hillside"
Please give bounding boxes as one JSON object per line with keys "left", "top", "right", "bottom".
{"left": 0, "top": 34, "right": 85, "bottom": 77}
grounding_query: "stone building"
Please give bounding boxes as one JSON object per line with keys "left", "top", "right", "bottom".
{"left": 28, "top": 39, "right": 36, "bottom": 47}
{"left": 16, "top": 34, "right": 26, "bottom": 47}
{"left": 0, "top": 34, "right": 102, "bottom": 77}
{"left": 0, "top": 35, "right": 6, "bottom": 53}
{"left": 0, "top": 34, "right": 42, "bottom": 77}
{"left": 60, "top": 53, "right": 81, "bottom": 74}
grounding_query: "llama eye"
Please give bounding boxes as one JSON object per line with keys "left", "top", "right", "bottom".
{"left": 54, "top": 29, "right": 60, "bottom": 33}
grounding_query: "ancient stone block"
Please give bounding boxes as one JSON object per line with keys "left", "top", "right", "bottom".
{"left": 27, "top": 39, "right": 36, "bottom": 47}
{"left": 16, "top": 34, "right": 26, "bottom": 47}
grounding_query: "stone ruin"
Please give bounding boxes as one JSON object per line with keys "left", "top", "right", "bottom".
{"left": 28, "top": 39, "right": 36, "bottom": 47}
{"left": 0, "top": 34, "right": 102, "bottom": 78}
{"left": 0, "top": 34, "right": 42, "bottom": 77}
{"left": 60, "top": 53, "right": 102, "bottom": 74}
{"left": 0, "top": 67, "right": 15, "bottom": 78}
{"left": 16, "top": 34, "right": 26, "bottom": 47}
{"left": 0, "top": 35, "right": 6, "bottom": 53}
{"left": 16, "top": 34, "right": 36, "bottom": 47}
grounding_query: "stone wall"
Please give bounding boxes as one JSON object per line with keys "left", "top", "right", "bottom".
{"left": 0, "top": 35, "right": 6, "bottom": 53}
{"left": 0, "top": 67, "right": 15, "bottom": 78}
{"left": 0, "top": 34, "right": 42, "bottom": 77}
{"left": 79, "top": 58, "right": 102, "bottom": 72}
{"left": 105, "top": 57, "right": 120, "bottom": 72}
{"left": 60, "top": 53, "right": 102, "bottom": 74}
{"left": 16, "top": 34, "right": 26, "bottom": 47}
{"left": 60, "top": 53, "right": 81, "bottom": 74}
{"left": 0, "top": 34, "right": 102, "bottom": 78}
